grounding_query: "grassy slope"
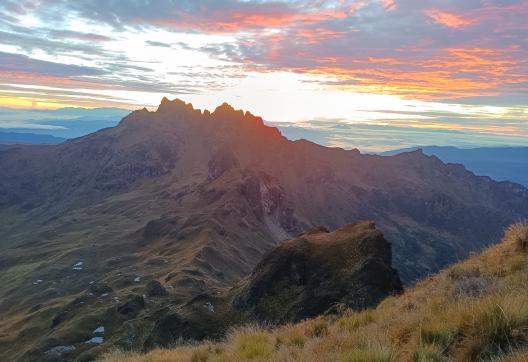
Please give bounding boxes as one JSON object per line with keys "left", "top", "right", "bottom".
{"left": 101, "top": 223, "right": 528, "bottom": 362}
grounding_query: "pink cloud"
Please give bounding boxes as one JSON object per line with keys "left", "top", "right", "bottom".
{"left": 381, "top": 0, "right": 397, "bottom": 11}
{"left": 150, "top": 8, "right": 348, "bottom": 34}
{"left": 294, "top": 27, "right": 348, "bottom": 45}
{"left": 424, "top": 9, "right": 476, "bottom": 29}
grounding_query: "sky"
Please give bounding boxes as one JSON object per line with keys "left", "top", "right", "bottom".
{"left": 0, "top": 0, "right": 527, "bottom": 151}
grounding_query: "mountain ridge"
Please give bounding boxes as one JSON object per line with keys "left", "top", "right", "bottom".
{"left": 382, "top": 145, "right": 528, "bottom": 187}
{"left": 0, "top": 131, "right": 65, "bottom": 145}
{"left": 1, "top": 98, "right": 528, "bottom": 360}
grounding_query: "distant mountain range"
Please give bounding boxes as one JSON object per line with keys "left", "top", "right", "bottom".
{"left": 0, "top": 107, "right": 128, "bottom": 139}
{"left": 382, "top": 146, "right": 528, "bottom": 187}
{"left": 0, "top": 131, "right": 65, "bottom": 145}
{"left": 1, "top": 98, "right": 528, "bottom": 359}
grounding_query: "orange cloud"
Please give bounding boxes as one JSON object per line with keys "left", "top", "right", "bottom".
{"left": 0, "top": 95, "right": 96, "bottom": 109}
{"left": 424, "top": 9, "right": 476, "bottom": 29}
{"left": 268, "top": 44, "right": 528, "bottom": 100}
{"left": 153, "top": 9, "right": 348, "bottom": 34}
{"left": 294, "top": 27, "right": 347, "bottom": 45}
{"left": 311, "top": 67, "right": 498, "bottom": 99}
{"left": 0, "top": 71, "right": 108, "bottom": 89}
{"left": 0, "top": 71, "right": 142, "bottom": 109}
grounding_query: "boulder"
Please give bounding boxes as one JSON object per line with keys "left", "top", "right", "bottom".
{"left": 145, "top": 280, "right": 168, "bottom": 298}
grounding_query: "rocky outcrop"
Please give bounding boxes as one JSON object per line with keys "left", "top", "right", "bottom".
{"left": 232, "top": 221, "right": 403, "bottom": 323}
{"left": 141, "top": 222, "right": 402, "bottom": 348}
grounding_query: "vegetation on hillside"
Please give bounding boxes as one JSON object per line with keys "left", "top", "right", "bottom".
{"left": 101, "top": 222, "right": 528, "bottom": 362}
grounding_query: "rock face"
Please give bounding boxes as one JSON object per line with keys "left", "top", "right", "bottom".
{"left": 233, "top": 221, "right": 403, "bottom": 323}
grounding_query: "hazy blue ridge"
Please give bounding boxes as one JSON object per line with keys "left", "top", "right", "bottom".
{"left": 382, "top": 146, "right": 528, "bottom": 187}
{"left": 0, "top": 131, "right": 66, "bottom": 144}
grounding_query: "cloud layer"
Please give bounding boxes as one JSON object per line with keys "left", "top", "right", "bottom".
{"left": 1, "top": 0, "right": 527, "bottom": 102}
{"left": 0, "top": 0, "right": 526, "bottom": 149}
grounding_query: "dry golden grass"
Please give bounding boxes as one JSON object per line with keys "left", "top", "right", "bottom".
{"left": 100, "top": 223, "right": 528, "bottom": 362}
{"left": 503, "top": 222, "right": 528, "bottom": 252}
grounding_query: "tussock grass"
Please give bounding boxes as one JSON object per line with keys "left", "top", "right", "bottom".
{"left": 455, "top": 295, "right": 528, "bottom": 360}
{"left": 340, "top": 349, "right": 392, "bottom": 362}
{"left": 100, "top": 223, "right": 528, "bottom": 362}
{"left": 412, "top": 345, "right": 448, "bottom": 362}
{"left": 504, "top": 222, "right": 528, "bottom": 252}
{"left": 230, "top": 327, "right": 273, "bottom": 360}
{"left": 337, "top": 310, "right": 375, "bottom": 332}
{"left": 102, "top": 347, "right": 199, "bottom": 362}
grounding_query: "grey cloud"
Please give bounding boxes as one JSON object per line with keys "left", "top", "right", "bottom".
{"left": 49, "top": 29, "right": 113, "bottom": 42}
{"left": 0, "top": 51, "right": 102, "bottom": 76}
{"left": 0, "top": 29, "right": 109, "bottom": 58}
{"left": 145, "top": 40, "right": 173, "bottom": 48}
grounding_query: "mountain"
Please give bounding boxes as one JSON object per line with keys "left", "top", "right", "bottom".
{"left": 1, "top": 98, "right": 528, "bottom": 360}
{"left": 105, "top": 222, "right": 528, "bottom": 362}
{"left": 382, "top": 146, "right": 528, "bottom": 187}
{"left": 0, "top": 131, "right": 65, "bottom": 145}
{"left": 0, "top": 107, "right": 128, "bottom": 139}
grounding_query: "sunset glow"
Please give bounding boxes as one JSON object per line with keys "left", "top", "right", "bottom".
{"left": 0, "top": 0, "right": 526, "bottom": 150}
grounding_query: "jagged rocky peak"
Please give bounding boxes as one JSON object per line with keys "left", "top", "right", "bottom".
{"left": 156, "top": 97, "right": 238, "bottom": 117}
{"left": 212, "top": 102, "right": 264, "bottom": 124}
{"left": 214, "top": 102, "right": 237, "bottom": 114}
{"left": 211, "top": 102, "right": 245, "bottom": 125}
{"left": 156, "top": 97, "right": 197, "bottom": 114}
{"left": 153, "top": 98, "right": 266, "bottom": 126}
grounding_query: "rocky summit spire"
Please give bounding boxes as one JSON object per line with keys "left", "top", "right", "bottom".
{"left": 156, "top": 97, "right": 194, "bottom": 114}
{"left": 212, "top": 102, "right": 245, "bottom": 119}
{"left": 214, "top": 102, "right": 235, "bottom": 113}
